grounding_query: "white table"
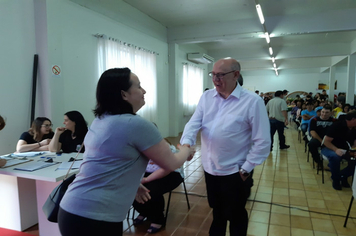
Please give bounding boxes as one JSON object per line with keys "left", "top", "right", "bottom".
{"left": 0, "top": 152, "right": 81, "bottom": 236}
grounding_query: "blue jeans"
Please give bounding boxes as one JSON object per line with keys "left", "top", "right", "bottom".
{"left": 300, "top": 123, "right": 308, "bottom": 135}
{"left": 321, "top": 147, "right": 355, "bottom": 181}
{"left": 270, "top": 119, "right": 286, "bottom": 148}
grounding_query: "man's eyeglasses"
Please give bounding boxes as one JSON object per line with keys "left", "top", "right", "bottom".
{"left": 208, "top": 70, "right": 236, "bottom": 80}
{"left": 41, "top": 124, "right": 53, "bottom": 128}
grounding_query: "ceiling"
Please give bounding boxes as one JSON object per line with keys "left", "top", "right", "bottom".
{"left": 71, "top": 0, "right": 356, "bottom": 74}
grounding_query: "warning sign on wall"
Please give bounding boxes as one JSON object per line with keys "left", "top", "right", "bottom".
{"left": 52, "top": 65, "right": 61, "bottom": 77}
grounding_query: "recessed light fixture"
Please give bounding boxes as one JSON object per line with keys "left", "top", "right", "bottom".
{"left": 256, "top": 4, "right": 265, "bottom": 24}
{"left": 271, "top": 57, "right": 275, "bottom": 63}
{"left": 269, "top": 47, "right": 273, "bottom": 55}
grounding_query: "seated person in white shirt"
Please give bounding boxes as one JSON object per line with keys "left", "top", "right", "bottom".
{"left": 16, "top": 117, "right": 54, "bottom": 153}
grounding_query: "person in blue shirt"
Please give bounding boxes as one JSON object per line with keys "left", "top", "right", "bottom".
{"left": 301, "top": 102, "right": 317, "bottom": 134}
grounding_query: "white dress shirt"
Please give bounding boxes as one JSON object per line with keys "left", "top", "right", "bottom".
{"left": 180, "top": 84, "right": 271, "bottom": 175}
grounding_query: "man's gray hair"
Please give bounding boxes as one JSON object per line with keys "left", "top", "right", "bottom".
{"left": 231, "top": 61, "right": 241, "bottom": 71}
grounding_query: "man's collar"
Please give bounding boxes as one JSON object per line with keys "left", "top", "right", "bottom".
{"left": 213, "top": 83, "right": 241, "bottom": 99}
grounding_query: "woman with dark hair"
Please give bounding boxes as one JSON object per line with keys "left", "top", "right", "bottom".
{"left": 58, "top": 68, "right": 193, "bottom": 236}
{"left": 16, "top": 117, "right": 54, "bottom": 153}
{"left": 0, "top": 115, "right": 5, "bottom": 131}
{"left": 0, "top": 115, "right": 6, "bottom": 167}
{"left": 49, "top": 111, "right": 88, "bottom": 153}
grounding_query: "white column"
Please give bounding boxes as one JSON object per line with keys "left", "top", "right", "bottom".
{"left": 328, "top": 66, "right": 336, "bottom": 102}
{"left": 346, "top": 55, "right": 356, "bottom": 105}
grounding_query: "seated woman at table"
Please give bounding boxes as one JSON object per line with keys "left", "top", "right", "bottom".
{"left": 0, "top": 115, "right": 6, "bottom": 167}
{"left": 49, "top": 111, "right": 88, "bottom": 153}
{"left": 132, "top": 139, "right": 184, "bottom": 234}
{"left": 0, "top": 115, "right": 5, "bottom": 131}
{"left": 16, "top": 117, "right": 54, "bottom": 153}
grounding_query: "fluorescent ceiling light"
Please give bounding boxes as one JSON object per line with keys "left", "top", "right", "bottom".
{"left": 256, "top": 4, "right": 265, "bottom": 24}
{"left": 269, "top": 47, "right": 273, "bottom": 55}
{"left": 273, "top": 63, "right": 276, "bottom": 68}
{"left": 271, "top": 57, "right": 275, "bottom": 63}
{"left": 265, "top": 32, "right": 270, "bottom": 44}
{"left": 275, "top": 70, "right": 279, "bottom": 76}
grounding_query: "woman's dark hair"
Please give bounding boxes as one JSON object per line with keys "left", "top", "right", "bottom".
{"left": 28, "top": 117, "right": 53, "bottom": 142}
{"left": 0, "top": 115, "right": 5, "bottom": 131}
{"left": 65, "top": 111, "right": 88, "bottom": 139}
{"left": 94, "top": 68, "right": 134, "bottom": 118}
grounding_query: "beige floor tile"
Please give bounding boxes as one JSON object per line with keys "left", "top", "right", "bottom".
{"left": 255, "top": 192, "right": 272, "bottom": 202}
{"left": 252, "top": 202, "right": 271, "bottom": 212}
{"left": 289, "top": 189, "right": 306, "bottom": 198}
{"left": 311, "top": 218, "right": 336, "bottom": 233}
{"left": 289, "top": 196, "right": 308, "bottom": 207}
{"left": 272, "top": 194, "right": 290, "bottom": 204}
{"left": 291, "top": 228, "right": 314, "bottom": 236}
{"left": 290, "top": 206, "right": 310, "bottom": 217}
{"left": 290, "top": 215, "right": 313, "bottom": 230}
{"left": 274, "top": 181, "right": 289, "bottom": 188}
{"left": 271, "top": 205, "right": 290, "bottom": 215}
{"left": 268, "top": 225, "right": 291, "bottom": 236}
{"left": 305, "top": 190, "right": 323, "bottom": 200}
{"left": 306, "top": 198, "right": 326, "bottom": 209}
{"left": 257, "top": 186, "right": 273, "bottom": 194}
{"left": 249, "top": 210, "right": 270, "bottom": 224}
{"left": 288, "top": 182, "right": 304, "bottom": 190}
{"left": 273, "top": 187, "right": 289, "bottom": 196}
{"left": 313, "top": 231, "right": 338, "bottom": 236}
{"left": 247, "top": 222, "right": 268, "bottom": 236}
{"left": 270, "top": 213, "right": 290, "bottom": 227}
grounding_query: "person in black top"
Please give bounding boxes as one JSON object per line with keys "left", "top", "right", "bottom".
{"left": 321, "top": 111, "right": 356, "bottom": 190}
{"left": 0, "top": 115, "right": 6, "bottom": 167}
{"left": 16, "top": 117, "right": 54, "bottom": 152}
{"left": 308, "top": 105, "right": 336, "bottom": 165}
{"left": 49, "top": 111, "right": 88, "bottom": 153}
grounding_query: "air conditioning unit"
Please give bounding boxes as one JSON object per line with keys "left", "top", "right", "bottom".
{"left": 187, "top": 53, "right": 214, "bottom": 64}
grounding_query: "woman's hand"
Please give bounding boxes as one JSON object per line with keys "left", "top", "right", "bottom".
{"left": 55, "top": 127, "right": 66, "bottom": 134}
{"left": 135, "top": 184, "right": 151, "bottom": 204}
{"left": 177, "top": 144, "right": 195, "bottom": 161}
{"left": 39, "top": 139, "right": 51, "bottom": 146}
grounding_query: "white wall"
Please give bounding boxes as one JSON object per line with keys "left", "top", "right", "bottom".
{"left": 44, "top": 0, "right": 171, "bottom": 135}
{"left": 0, "top": 0, "right": 37, "bottom": 154}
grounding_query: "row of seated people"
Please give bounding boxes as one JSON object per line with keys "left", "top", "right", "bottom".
{"left": 15, "top": 110, "right": 88, "bottom": 154}
{"left": 294, "top": 103, "right": 356, "bottom": 191}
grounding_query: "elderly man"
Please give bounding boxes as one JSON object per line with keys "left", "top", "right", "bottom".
{"left": 321, "top": 111, "right": 356, "bottom": 190}
{"left": 180, "top": 58, "right": 271, "bottom": 236}
{"left": 308, "top": 105, "right": 336, "bottom": 165}
{"left": 266, "top": 90, "right": 290, "bottom": 151}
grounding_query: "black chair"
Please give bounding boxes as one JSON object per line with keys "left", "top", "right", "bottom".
{"left": 164, "top": 179, "right": 191, "bottom": 225}
{"left": 127, "top": 178, "right": 191, "bottom": 226}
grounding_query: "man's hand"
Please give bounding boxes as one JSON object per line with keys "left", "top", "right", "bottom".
{"left": 284, "top": 119, "right": 288, "bottom": 126}
{"left": 239, "top": 170, "right": 249, "bottom": 181}
{"left": 178, "top": 144, "right": 195, "bottom": 161}
{"left": 135, "top": 184, "right": 151, "bottom": 204}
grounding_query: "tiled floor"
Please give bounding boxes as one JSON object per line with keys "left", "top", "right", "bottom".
{"left": 25, "top": 125, "right": 356, "bottom": 235}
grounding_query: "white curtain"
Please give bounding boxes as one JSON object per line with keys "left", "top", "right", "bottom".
{"left": 182, "top": 64, "right": 204, "bottom": 116}
{"left": 97, "top": 36, "right": 157, "bottom": 121}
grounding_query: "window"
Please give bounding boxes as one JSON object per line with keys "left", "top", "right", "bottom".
{"left": 97, "top": 36, "right": 157, "bottom": 121}
{"left": 182, "top": 64, "right": 204, "bottom": 116}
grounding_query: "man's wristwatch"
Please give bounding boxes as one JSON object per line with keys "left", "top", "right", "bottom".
{"left": 239, "top": 168, "right": 250, "bottom": 177}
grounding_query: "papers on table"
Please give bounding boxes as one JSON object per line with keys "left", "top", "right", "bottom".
{"left": 1, "top": 158, "right": 32, "bottom": 168}
{"left": 56, "top": 160, "right": 83, "bottom": 170}
{"left": 14, "top": 161, "right": 58, "bottom": 172}
{"left": 11, "top": 152, "right": 45, "bottom": 157}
